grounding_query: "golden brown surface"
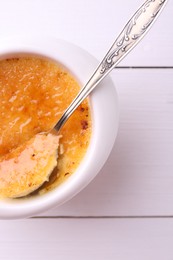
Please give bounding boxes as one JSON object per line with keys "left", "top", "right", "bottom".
{"left": 0, "top": 57, "right": 91, "bottom": 198}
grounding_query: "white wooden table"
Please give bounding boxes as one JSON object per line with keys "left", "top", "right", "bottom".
{"left": 0, "top": 0, "right": 173, "bottom": 259}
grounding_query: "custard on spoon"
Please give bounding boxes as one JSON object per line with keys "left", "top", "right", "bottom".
{"left": 0, "top": 133, "right": 60, "bottom": 198}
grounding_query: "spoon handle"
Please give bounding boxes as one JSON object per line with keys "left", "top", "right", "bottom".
{"left": 54, "top": 0, "right": 167, "bottom": 131}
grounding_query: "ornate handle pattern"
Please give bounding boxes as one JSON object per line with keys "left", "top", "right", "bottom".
{"left": 100, "top": 0, "right": 167, "bottom": 74}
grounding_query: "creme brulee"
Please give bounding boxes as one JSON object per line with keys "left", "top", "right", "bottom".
{"left": 0, "top": 57, "right": 91, "bottom": 198}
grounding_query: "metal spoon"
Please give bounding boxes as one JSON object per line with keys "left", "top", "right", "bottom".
{"left": 54, "top": 0, "right": 167, "bottom": 132}
{"left": 1, "top": 0, "right": 167, "bottom": 198}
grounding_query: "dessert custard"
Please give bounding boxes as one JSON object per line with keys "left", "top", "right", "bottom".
{"left": 0, "top": 57, "right": 91, "bottom": 198}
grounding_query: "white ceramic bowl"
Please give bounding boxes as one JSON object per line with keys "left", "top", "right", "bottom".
{"left": 0, "top": 36, "right": 119, "bottom": 219}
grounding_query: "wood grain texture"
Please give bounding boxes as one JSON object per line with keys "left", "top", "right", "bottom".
{"left": 0, "top": 218, "right": 173, "bottom": 260}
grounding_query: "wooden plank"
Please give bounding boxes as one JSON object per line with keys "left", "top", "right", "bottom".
{"left": 0, "top": 218, "right": 173, "bottom": 260}
{"left": 0, "top": 0, "right": 172, "bottom": 66}
{"left": 37, "top": 69, "right": 173, "bottom": 217}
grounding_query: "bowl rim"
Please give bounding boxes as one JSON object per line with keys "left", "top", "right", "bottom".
{"left": 0, "top": 36, "right": 119, "bottom": 219}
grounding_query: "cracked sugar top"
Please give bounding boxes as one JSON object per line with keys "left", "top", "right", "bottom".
{"left": 0, "top": 57, "right": 91, "bottom": 198}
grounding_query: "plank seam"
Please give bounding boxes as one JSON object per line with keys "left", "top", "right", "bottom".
{"left": 115, "top": 66, "right": 173, "bottom": 69}
{"left": 31, "top": 215, "right": 173, "bottom": 219}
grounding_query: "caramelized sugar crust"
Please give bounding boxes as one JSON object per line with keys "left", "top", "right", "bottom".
{"left": 0, "top": 57, "right": 91, "bottom": 197}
